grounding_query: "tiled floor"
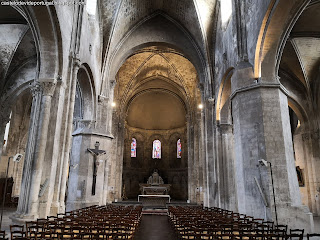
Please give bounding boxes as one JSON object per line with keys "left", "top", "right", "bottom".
{"left": 134, "top": 214, "right": 176, "bottom": 240}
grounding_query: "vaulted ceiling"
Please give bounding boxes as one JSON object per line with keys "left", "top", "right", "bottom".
{"left": 115, "top": 46, "right": 201, "bottom": 129}
{"left": 280, "top": 2, "right": 320, "bottom": 96}
{"left": 100, "top": 0, "right": 217, "bottom": 79}
{"left": 0, "top": 6, "right": 36, "bottom": 98}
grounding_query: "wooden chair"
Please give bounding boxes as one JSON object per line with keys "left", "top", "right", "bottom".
{"left": 10, "top": 225, "right": 25, "bottom": 240}
{"left": 0, "top": 231, "right": 7, "bottom": 240}
{"left": 288, "top": 229, "right": 304, "bottom": 240}
{"left": 307, "top": 234, "right": 320, "bottom": 240}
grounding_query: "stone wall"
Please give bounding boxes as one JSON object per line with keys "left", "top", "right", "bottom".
{"left": 122, "top": 125, "right": 188, "bottom": 200}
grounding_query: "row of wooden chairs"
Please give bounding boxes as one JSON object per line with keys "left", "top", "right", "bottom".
{"left": 4, "top": 204, "right": 142, "bottom": 239}
{"left": 168, "top": 206, "right": 320, "bottom": 240}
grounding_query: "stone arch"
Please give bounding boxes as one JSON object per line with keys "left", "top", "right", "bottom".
{"left": 216, "top": 67, "right": 234, "bottom": 122}
{"left": 168, "top": 132, "right": 182, "bottom": 168}
{"left": 103, "top": 11, "right": 207, "bottom": 92}
{"left": 14, "top": 6, "right": 63, "bottom": 80}
{"left": 254, "top": 0, "right": 308, "bottom": 80}
{"left": 288, "top": 98, "right": 309, "bottom": 130}
{"left": 131, "top": 132, "right": 145, "bottom": 168}
{"left": 76, "top": 64, "right": 97, "bottom": 122}
{"left": 1, "top": 89, "right": 33, "bottom": 197}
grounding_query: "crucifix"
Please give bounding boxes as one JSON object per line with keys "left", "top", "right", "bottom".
{"left": 87, "top": 141, "right": 106, "bottom": 195}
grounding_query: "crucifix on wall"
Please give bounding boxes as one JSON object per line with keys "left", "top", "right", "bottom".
{"left": 87, "top": 141, "right": 106, "bottom": 195}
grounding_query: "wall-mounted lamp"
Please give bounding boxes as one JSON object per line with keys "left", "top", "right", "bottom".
{"left": 198, "top": 104, "right": 203, "bottom": 109}
{"left": 111, "top": 102, "right": 116, "bottom": 107}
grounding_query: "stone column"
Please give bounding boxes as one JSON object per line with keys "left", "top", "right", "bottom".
{"left": 231, "top": 65, "right": 313, "bottom": 231}
{"left": 309, "top": 130, "right": 320, "bottom": 215}
{"left": 59, "top": 59, "right": 81, "bottom": 212}
{"left": 204, "top": 98, "right": 215, "bottom": 207}
{"left": 14, "top": 81, "right": 56, "bottom": 220}
{"left": 28, "top": 81, "right": 56, "bottom": 217}
{"left": 198, "top": 108, "right": 206, "bottom": 205}
{"left": 15, "top": 83, "right": 42, "bottom": 218}
{"left": 187, "top": 115, "right": 195, "bottom": 203}
{"left": 294, "top": 131, "right": 318, "bottom": 215}
{"left": 45, "top": 80, "right": 66, "bottom": 216}
{"left": 218, "top": 123, "right": 236, "bottom": 211}
{"left": 0, "top": 107, "right": 11, "bottom": 161}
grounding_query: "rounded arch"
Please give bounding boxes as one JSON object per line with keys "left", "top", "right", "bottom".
{"left": 102, "top": 11, "right": 207, "bottom": 93}
{"left": 216, "top": 67, "right": 234, "bottom": 121}
{"left": 288, "top": 98, "right": 309, "bottom": 130}
{"left": 76, "top": 64, "right": 97, "bottom": 121}
{"left": 12, "top": 6, "right": 63, "bottom": 80}
{"left": 254, "top": 0, "right": 308, "bottom": 80}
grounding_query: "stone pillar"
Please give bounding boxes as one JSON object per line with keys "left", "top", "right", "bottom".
{"left": 0, "top": 108, "right": 11, "bottom": 161}
{"left": 15, "top": 83, "right": 42, "bottom": 218}
{"left": 231, "top": 64, "right": 313, "bottom": 231}
{"left": 294, "top": 131, "right": 318, "bottom": 215}
{"left": 45, "top": 80, "right": 66, "bottom": 216}
{"left": 308, "top": 130, "right": 320, "bottom": 215}
{"left": 198, "top": 108, "right": 206, "bottom": 205}
{"left": 187, "top": 115, "right": 195, "bottom": 202}
{"left": 28, "top": 81, "right": 56, "bottom": 217}
{"left": 218, "top": 123, "right": 236, "bottom": 211}
{"left": 204, "top": 98, "right": 216, "bottom": 207}
{"left": 59, "top": 59, "right": 81, "bottom": 212}
{"left": 14, "top": 81, "right": 56, "bottom": 220}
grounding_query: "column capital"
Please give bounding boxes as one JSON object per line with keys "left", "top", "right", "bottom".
{"left": 0, "top": 103, "right": 11, "bottom": 127}
{"left": 40, "top": 81, "right": 57, "bottom": 97}
{"left": 73, "top": 58, "right": 81, "bottom": 68}
{"left": 206, "top": 98, "right": 215, "bottom": 105}
{"left": 110, "top": 79, "right": 116, "bottom": 89}
{"left": 30, "top": 82, "right": 42, "bottom": 97}
{"left": 98, "top": 95, "right": 109, "bottom": 104}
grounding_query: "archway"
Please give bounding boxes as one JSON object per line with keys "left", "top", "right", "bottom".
{"left": 112, "top": 45, "right": 202, "bottom": 203}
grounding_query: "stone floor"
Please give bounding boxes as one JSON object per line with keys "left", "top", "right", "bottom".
{"left": 0, "top": 207, "right": 319, "bottom": 240}
{"left": 314, "top": 216, "right": 320, "bottom": 233}
{"left": 134, "top": 214, "right": 176, "bottom": 240}
{"left": 0, "top": 207, "right": 15, "bottom": 238}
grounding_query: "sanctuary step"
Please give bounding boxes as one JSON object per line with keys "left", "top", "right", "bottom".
{"left": 142, "top": 208, "right": 168, "bottom": 215}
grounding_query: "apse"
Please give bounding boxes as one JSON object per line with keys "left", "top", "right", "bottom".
{"left": 126, "top": 90, "right": 186, "bottom": 130}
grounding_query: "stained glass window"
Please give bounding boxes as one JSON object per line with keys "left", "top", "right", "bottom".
{"left": 131, "top": 138, "right": 136, "bottom": 158}
{"left": 152, "top": 140, "right": 161, "bottom": 159}
{"left": 177, "top": 139, "right": 181, "bottom": 158}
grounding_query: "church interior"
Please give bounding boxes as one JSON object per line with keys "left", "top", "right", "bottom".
{"left": 0, "top": 0, "right": 320, "bottom": 238}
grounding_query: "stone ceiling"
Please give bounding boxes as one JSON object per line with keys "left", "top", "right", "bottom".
{"left": 0, "top": 6, "right": 36, "bottom": 96}
{"left": 280, "top": 2, "right": 320, "bottom": 93}
{"left": 100, "top": 0, "right": 216, "bottom": 64}
{"left": 115, "top": 46, "right": 201, "bottom": 126}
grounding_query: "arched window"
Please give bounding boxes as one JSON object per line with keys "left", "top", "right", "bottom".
{"left": 152, "top": 140, "right": 161, "bottom": 159}
{"left": 177, "top": 139, "right": 181, "bottom": 158}
{"left": 131, "top": 138, "right": 136, "bottom": 158}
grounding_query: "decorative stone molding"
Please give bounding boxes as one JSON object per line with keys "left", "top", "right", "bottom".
{"left": 206, "top": 98, "right": 215, "bottom": 106}
{"left": 73, "top": 58, "right": 81, "bottom": 68}
{"left": 98, "top": 95, "right": 109, "bottom": 104}
{"left": 30, "top": 82, "right": 42, "bottom": 97}
{"left": 41, "top": 82, "right": 57, "bottom": 97}
{"left": 110, "top": 79, "right": 116, "bottom": 89}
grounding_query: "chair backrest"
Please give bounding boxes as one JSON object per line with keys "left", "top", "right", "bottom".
{"left": 307, "top": 233, "right": 320, "bottom": 240}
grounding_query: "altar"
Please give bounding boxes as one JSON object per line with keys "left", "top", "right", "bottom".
{"left": 138, "top": 170, "right": 171, "bottom": 207}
